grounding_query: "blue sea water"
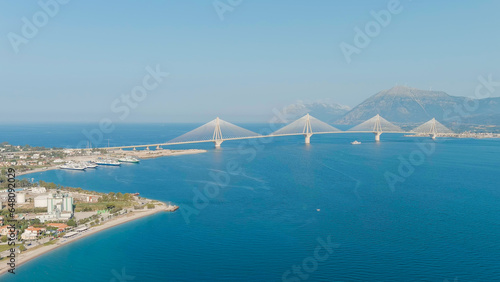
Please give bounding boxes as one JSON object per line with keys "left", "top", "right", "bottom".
{"left": 1, "top": 124, "right": 500, "bottom": 281}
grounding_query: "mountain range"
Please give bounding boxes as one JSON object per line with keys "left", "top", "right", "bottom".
{"left": 280, "top": 100, "right": 351, "bottom": 124}
{"left": 286, "top": 86, "right": 500, "bottom": 130}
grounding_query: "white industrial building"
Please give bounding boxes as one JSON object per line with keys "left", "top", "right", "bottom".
{"left": 36, "top": 192, "right": 74, "bottom": 223}
{"left": 16, "top": 192, "right": 25, "bottom": 203}
{"left": 47, "top": 193, "right": 74, "bottom": 213}
{"left": 34, "top": 195, "right": 49, "bottom": 208}
{"left": 30, "top": 187, "right": 47, "bottom": 194}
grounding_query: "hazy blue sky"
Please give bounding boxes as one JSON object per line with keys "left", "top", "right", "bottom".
{"left": 1, "top": 0, "right": 499, "bottom": 123}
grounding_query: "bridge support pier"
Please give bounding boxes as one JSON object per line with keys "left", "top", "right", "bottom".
{"left": 374, "top": 132, "right": 382, "bottom": 142}
{"left": 156, "top": 145, "right": 162, "bottom": 150}
{"left": 133, "top": 147, "right": 136, "bottom": 151}
{"left": 304, "top": 133, "right": 313, "bottom": 144}
{"left": 214, "top": 140, "right": 223, "bottom": 148}
{"left": 146, "top": 146, "right": 149, "bottom": 151}
{"left": 431, "top": 133, "right": 436, "bottom": 140}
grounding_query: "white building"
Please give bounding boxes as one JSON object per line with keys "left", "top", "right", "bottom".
{"left": 20, "top": 226, "right": 45, "bottom": 240}
{"left": 16, "top": 192, "right": 26, "bottom": 203}
{"left": 47, "top": 193, "right": 74, "bottom": 213}
{"left": 30, "top": 187, "right": 47, "bottom": 194}
{"left": 37, "top": 213, "right": 72, "bottom": 223}
{"left": 34, "top": 195, "right": 49, "bottom": 208}
{"left": 36, "top": 193, "right": 74, "bottom": 223}
{"left": 86, "top": 196, "right": 99, "bottom": 203}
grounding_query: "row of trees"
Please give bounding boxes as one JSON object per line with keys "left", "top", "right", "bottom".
{"left": 99, "top": 192, "right": 135, "bottom": 202}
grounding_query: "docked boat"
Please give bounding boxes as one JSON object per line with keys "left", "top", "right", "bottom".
{"left": 59, "top": 162, "right": 86, "bottom": 170}
{"left": 351, "top": 140, "right": 361, "bottom": 145}
{"left": 84, "top": 162, "right": 98, "bottom": 168}
{"left": 94, "top": 159, "right": 121, "bottom": 166}
{"left": 118, "top": 156, "right": 140, "bottom": 163}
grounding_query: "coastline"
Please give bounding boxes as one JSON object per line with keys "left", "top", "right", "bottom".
{"left": 17, "top": 166, "right": 59, "bottom": 176}
{"left": 0, "top": 203, "right": 170, "bottom": 276}
{"left": 15, "top": 149, "right": 206, "bottom": 177}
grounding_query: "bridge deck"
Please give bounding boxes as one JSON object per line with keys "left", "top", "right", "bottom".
{"left": 86, "top": 131, "right": 412, "bottom": 150}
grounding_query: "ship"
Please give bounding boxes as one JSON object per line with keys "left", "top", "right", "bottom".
{"left": 59, "top": 162, "right": 86, "bottom": 170}
{"left": 94, "top": 159, "right": 121, "bottom": 166}
{"left": 351, "top": 140, "right": 361, "bottom": 145}
{"left": 118, "top": 156, "right": 140, "bottom": 163}
{"left": 84, "top": 162, "right": 98, "bottom": 168}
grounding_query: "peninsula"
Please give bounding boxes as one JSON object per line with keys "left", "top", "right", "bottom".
{"left": 0, "top": 183, "right": 178, "bottom": 275}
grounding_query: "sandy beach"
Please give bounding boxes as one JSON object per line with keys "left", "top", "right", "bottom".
{"left": 0, "top": 203, "right": 169, "bottom": 276}
{"left": 1, "top": 148, "right": 196, "bottom": 276}
{"left": 17, "top": 166, "right": 59, "bottom": 176}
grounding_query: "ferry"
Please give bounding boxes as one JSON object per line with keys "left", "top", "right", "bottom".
{"left": 95, "top": 159, "right": 121, "bottom": 166}
{"left": 59, "top": 162, "right": 86, "bottom": 170}
{"left": 84, "top": 162, "right": 98, "bottom": 168}
{"left": 351, "top": 140, "right": 361, "bottom": 145}
{"left": 118, "top": 156, "right": 140, "bottom": 163}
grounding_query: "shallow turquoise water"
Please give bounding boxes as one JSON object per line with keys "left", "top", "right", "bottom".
{"left": 2, "top": 124, "right": 500, "bottom": 281}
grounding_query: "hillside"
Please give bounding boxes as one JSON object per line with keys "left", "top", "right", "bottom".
{"left": 281, "top": 100, "right": 350, "bottom": 124}
{"left": 335, "top": 86, "right": 500, "bottom": 127}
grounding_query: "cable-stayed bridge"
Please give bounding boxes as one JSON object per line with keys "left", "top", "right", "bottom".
{"left": 92, "top": 114, "right": 453, "bottom": 150}
{"left": 169, "top": 117, "right": 263, "bottom": 147}
{"left": 270, "top": 113, "right": 341, "bottom": 144}
{"left": 410, "top": 118, "right": 453, "bottom": 139}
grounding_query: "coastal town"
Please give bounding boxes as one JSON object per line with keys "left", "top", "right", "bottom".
{"left": 0, "top": 142, "right": 206, "bottom": 175}
{"left": 407, "top": 132, "right": 500, "bottom": 138}
{"left": 0, "top": 141, "right": 193, "bottom": 275}
{"left": 0, "top": 181, "right": 178, "bottom": 275}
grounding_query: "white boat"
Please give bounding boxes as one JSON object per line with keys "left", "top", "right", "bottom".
{"left": 59, "top": 162, "right": 86, "bottom": 170}
{"left": 95, "top": 159, "right": 121, "bottom": 166}
{"left": 351, "top": 140, "right": 361, "bottom": 145}
{"left": 84, "top": 162, "right": 98, "bottom": 168}
{"left": 118, "top": 156, "right": 140, "bottom": 163}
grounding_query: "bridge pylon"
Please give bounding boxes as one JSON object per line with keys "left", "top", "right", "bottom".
{"left": 303, "top": 113, "right": 313, "bottom": 144}
{"left": 411, "top": 118, "right": 452, "bottom": 139}
{"left": 373, "top": 114, "right": 383, "bottom": 142}
{"left": 213, "top": 117, "right": 224, "bottom": 148}
{"left": 429, "top": 118, "right": 437, "bottom": 139}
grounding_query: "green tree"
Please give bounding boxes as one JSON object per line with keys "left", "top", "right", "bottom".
{"left": 0, "top": 236, "right": 7, "bottom": 243}
{"left": 67, "top": 219, "right": 77, "bottom": 227}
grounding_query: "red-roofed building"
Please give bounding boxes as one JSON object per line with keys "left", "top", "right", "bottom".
{"left": 0, "top": 225, "right": 11, "bottom": 236}
{"left": 21, "top": 226, "right": 46, "bottom": 240}
{"left": 47, "top": 223, "right": 70, "bottom": 233}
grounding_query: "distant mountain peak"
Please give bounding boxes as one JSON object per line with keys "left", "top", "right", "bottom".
{"left": 281, "top": 100, "right": 350, "bottom": 123}
{"left": 373, "top": 85, "right": 450, "bottom": 99}
{"left": 336, "top": 86, "right": 500, "bottom": 126}
{"left": 383, "top": 85, "right": 417, "bottom": 95}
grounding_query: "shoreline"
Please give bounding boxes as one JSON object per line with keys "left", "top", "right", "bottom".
{"left": 17, "top": 166, "right": 59, "bottom": 176}
{"left": 0, "top": 203, "right": 170, "bottom": 276}
{"left": 15, "top": 149, "right": 206, "bottom": 177}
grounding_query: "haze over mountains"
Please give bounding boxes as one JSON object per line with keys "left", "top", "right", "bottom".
{"left": 288, "top": 86, "right": 500, "bottom": 130}
{"left": 280, "top": 100, "right": 351, "bottom": 124}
